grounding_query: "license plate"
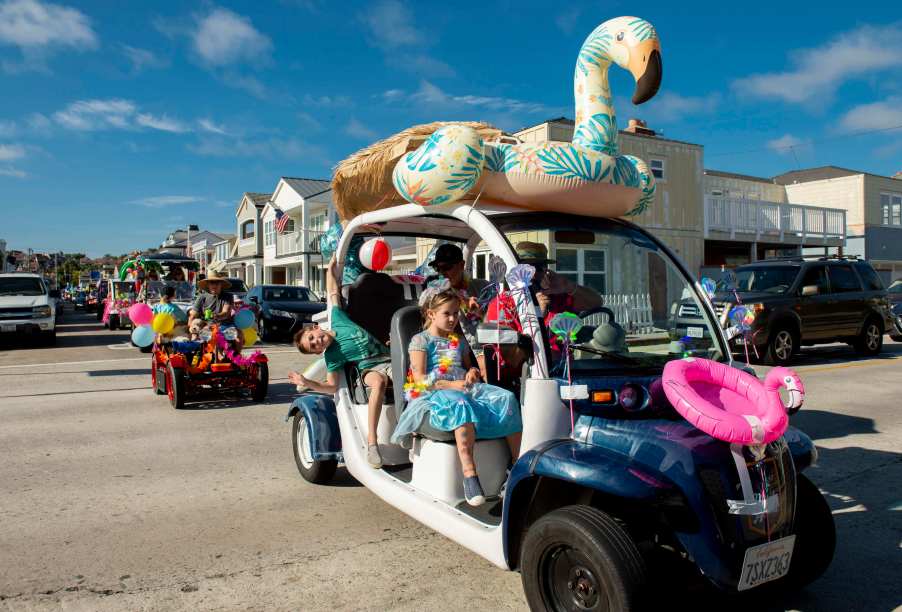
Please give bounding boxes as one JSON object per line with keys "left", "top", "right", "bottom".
{"left": 737, "top": 535, "right": 795, "bottom": 591}
{"left": 687, "top": 326, "right": 704, "bottom": 338}
{"left": 1, "top": 324, "right": 14, "bottom": 332}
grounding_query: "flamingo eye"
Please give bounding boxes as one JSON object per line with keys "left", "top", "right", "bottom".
{"left": 616, "top": 31, "right": 625, "bottom": 41}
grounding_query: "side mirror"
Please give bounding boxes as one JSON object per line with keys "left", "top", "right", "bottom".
{"left": 801, "top": 285, "right": 819, "bottom": 297}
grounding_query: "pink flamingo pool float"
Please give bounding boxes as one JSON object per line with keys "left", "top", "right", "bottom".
{"left": 662, "top": 358, "right": 804, "bottom": 445}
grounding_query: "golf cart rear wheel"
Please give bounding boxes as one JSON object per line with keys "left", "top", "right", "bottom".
{"left": 251, "top": 362, "right": 269, "bottom": 402}
{"left": 521, "top": 505, "right": 646, "bottom": 612}
{"left": 291, "top": 413, "right": 336, "bottom": 484}
{"left": 167, "top": 362, "right": 185, "bottom": 409}
{"left": 109, "top": 315, "right": 119, "bottom": 331}
{"left": 784, "top": 474, "right": 835, "bottom": 588}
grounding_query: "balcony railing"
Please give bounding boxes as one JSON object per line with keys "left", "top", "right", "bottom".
{"left": 704, "top": 196, "right": 846, "bottom": 243}
{"left": 276, "top": 229, "right": 328, "bottom": 257}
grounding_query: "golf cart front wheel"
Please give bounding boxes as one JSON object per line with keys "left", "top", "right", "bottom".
{"left": 291, "top": 413, "right": 336, "bottom": 484}
{"left": 520, "top": 505, "right": 646, "bottom": 612}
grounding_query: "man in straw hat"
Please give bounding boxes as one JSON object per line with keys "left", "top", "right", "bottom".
{"left": 189, "top": 270, "right": 235, "bottom": 327}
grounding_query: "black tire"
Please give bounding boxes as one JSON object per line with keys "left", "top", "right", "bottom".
{"left": 167, "top": 362, "right": 185, "bottom": 409}
{"left": 766, "top": 326, "right": 796, "bottom": 366}
{"left": 109, "top": 315, "right": 119, "bottom": 331}
{"left": 251, "top": 362, "right": 269, "bottom": 402}
{"left": 291, "top": 413, "right": 337, "bottom": 484}
{"left": 42, "top": 330, "right": 56, "bottom": 346}
{"left": 96, "top": 308, "right": 103, "bottom": 321}
{"left": 257, "top": 317, "right": 271, "bottom": 342}
{"left": 785, "top": 474, "right": 836, "bottom": 588}
{"left": 520, "top": 505, "right": 646, "bottom": 612}
{"left": 853, "top": 317, "right": 883, "bottom": 356}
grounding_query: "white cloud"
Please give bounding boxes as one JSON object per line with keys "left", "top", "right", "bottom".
{"left": 409, "top": 80, "right": 549, "bottom": 115}
{"left": 0, "top": 0, "right": 97, "bottom": 50}
{"left": 732, "top": 24, "right": 902, "bottom": 104}
{"left": 0, "top": 142, "right": 25, "bottom": 160}
{"left": 634, "top": 91, "right": 720, "bottom": 123}
{"left": 767, "top": 134, "right": 807, "bottom": 153}
{"left": 838, "top": 97, "right": 902, "bottom": 132}
{"left": 0, "top": 166, "right": 26, "bottom": 178}
{"left": 297, "top": 111, "right": 322, "bottom": 131}
{"left": 223, "top": 73, "right": 269, "bottom": 98}
{"left": 198, "top": 118, "right": 228, "bottom": 135}
{"left": 130, "top": 195, "right": 205, "bottom": 208}
{"left": 345, "top": 118, "right": 377, "bottom": 140}
{"left": 405, "top": 54, "right": 455, "bottom": 78}
{"left": 193, "top": 8, "right": 271, "bottom": 67}
{"left": 381, "top": 89, "right": 404, "bottom": 102}
{"left": 359, "top": 0, "right": 421, "bottom": 49}
{"left": 302, "top": 93, "right": 352, "bottom": 107}
{"left": 0, "top": 119, "right": 16, "bottom": 137}
{"left": 26, "top": 112, "right": 50, "bottom": 130}
{"left": 136, "top": 113, "right": 189, "bottom": 133}
{"left": 122, "top": 45, "right": 166, "bottom": 72}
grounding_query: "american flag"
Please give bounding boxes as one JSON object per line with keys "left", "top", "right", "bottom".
{"left": 275, "top": 209, "right": 291, "bottom": 234}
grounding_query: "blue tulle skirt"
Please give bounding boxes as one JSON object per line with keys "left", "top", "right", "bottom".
{"left": 391, "top": 383, "right": 521, "bottom": 446}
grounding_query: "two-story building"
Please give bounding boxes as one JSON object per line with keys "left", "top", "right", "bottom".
{"left": 225, "top": 192, "right": 271, "bottom": 287}
{"left": 207, "top": 235, "right": 237, "bottom": 276}
{"left": 189, "top": 231, "right": 231, "bottom": 275}
{"left": 261, "top": 177, "right": 333, "bottom": 292}
{"left": 774, "top": 166, "right": 902, "bottom": 283}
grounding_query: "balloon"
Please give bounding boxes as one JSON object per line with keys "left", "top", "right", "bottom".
{"left": 549, "top": 312, "right": 583, "bottom": 342}
{"left": 151, "top": 312, "right": 175, "bottom": 334}
{"left": 488, "top": 256, "right": 507, "bottom": 284}
{"left": 128, "top": 303, "right": 153, "bottom": 326}
{"left": 242, "top": 327, "right": 258, "bottom": 346}
{"left": 234, "top": 309, "right": 255, "bottom": 330}
{"left": 131, "top": 325, "right": 155, "bottom": 347}
{"left": 729, "top": 305, "right": 756, "bottom": 332}
{"left": 358, "top": 237, "right": 392, "bottom": 271}
{"left": 506, "top": 264, "right": 535, "bottom": 290}
{"left": 700, "top": 277, "right": 717, "bottom": 301}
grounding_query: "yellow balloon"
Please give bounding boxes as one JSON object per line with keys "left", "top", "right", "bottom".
{"left": 152, "top": 312, "right": 175, "bottom": 334}
{"left": 242, "top": 327, "right": 258, "bottom": 346}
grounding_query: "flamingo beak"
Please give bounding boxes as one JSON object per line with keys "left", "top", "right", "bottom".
{"left": 629, "top": 40, "right": 662, "bottom": 105}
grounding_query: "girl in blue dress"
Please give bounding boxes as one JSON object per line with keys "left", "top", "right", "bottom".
{"left": 392, "top": 287, "right": 522, "bottom": 506}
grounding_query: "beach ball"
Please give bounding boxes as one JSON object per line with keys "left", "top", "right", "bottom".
{"left": 358, "top": 237, "right": 392, "bottom": 271}
{"left": 152, "top": 312, "right": 175, "bottom": 334}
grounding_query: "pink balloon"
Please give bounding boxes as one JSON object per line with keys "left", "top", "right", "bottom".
{"left": 128, "top": 303, "right": 153, "bottom": 326}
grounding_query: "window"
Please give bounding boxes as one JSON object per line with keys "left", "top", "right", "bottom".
{"left": 554, "top": 247, "right": 606, "bottom": 294}
{"left": 264, "top": 220, "right": 276, "bottom": 247}
{"left": 241, "top": 220, "right": 255, "bottom": 239}
{"left": 799, "top": 265, "right": 828, "bottom": 294}
{"left": 650, "top": 158, "right": 665, "bottom": 181}
{"left": 881, "top": 192, "right": 902, "bottom": 226}
{"left": 710, "top": 189, "right": 723, "bottom": 197}
{"left": 282, "top": 218, "right": 296, "bottom": 233}
{"left": 828, "top": 265, "right": 861, "bottom": 293}
{"left": 854, "top": 262, "right": 884, "bottom": 291}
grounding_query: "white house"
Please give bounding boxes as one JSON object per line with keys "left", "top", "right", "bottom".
{"left": 261, "top": 177, "right": 333, "bottom": 292}
{"left": 225, "top": 192, "right": 271, "bottom": 287}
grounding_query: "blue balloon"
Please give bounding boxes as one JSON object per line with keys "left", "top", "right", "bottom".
{"left": 132, "top": 324, "right": 155, "bottom": 347}
{"left": 234, "top": 309, "right": 255, "bottom": 330}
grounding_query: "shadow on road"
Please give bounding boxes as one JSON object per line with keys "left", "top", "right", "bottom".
{"left": 776, "top": 341, "right": 902, "bottom": 368}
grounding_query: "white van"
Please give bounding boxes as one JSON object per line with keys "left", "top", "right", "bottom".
{"left": 0, "top": 273, "right": 57, "bottom": 345}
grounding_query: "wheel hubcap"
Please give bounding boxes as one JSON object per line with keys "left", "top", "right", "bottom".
{"left": 775, "top": 331, "right": 793, "bottom": 360}
{"left": 867, "top": 325, "right": 880, "bottom": 350}
{"left": 297, "top": 418, "right": 314, "bottom": 469}
{"left": 544, "top": 546, "right": 604, "bottom": 611}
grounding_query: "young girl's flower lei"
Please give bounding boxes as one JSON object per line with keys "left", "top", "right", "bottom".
{"left": 404, "top": 334, "right": 460, "bottom": 400}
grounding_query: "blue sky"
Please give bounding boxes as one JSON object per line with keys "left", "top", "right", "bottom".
{"left": 1, "top": 0, "right": 900, "bottom": 256}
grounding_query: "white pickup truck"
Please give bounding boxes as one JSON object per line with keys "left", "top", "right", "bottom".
{"left": 0, "top": 273, "right": 58, "bottom": 345}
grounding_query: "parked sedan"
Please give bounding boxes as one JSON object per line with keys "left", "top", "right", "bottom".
{"left": 246, "top": 284, "right": 326, "bottom": 341}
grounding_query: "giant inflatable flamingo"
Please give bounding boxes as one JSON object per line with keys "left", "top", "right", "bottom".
{"left": 662, "top": 358, "right": 804, "bottom": 446}
{"left": 391, "top": 16, "right": 663, "bottom": 217}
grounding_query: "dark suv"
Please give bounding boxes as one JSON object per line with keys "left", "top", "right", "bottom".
{"left": 709, "top": 257, "right": 893, "bottom": 365}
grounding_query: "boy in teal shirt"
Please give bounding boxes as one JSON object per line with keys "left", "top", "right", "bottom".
{"left": 290, "top": 259, "right": 391, "bottom": 468}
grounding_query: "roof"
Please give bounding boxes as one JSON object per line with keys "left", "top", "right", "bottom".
{"left": 705, "top": 169, "right": 775, "bottom": 184}
{"left": 245, "top": 192, "right": 272, "bottom": 207}
{"left": 281, "top": 177, "right": 331, "bottom": 199}
{"left": 514, "top": 117, "right": 703, "bottom": 148}
{"left": 772, "top": 166, "right": 864, "bottom": 185}
{"left": 188, "top": 230, "right": 229, "bottom": 245}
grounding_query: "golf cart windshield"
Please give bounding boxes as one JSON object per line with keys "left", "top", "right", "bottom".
{"left": 145, "top": 280, "right": 194, "bottom": 301}
{"left": 490, "top": 215, "right": 725, "bottom": 372}
{"left": 111, "top": 281, "right": 136, "bottom": 300}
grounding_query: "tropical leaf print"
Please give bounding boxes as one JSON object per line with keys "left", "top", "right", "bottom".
{"left": 537, "top": 146, "right": 609, "bottom": 182}
{"left": 444, "top": 145, "right": 485, "bottom": 192}
{"left": 576, "top": 24, "right": 612, "bottom": 76}
{"left": 485, "top": 143, "right": 519, "bottom": 173}
{"left": 613, "top": 155, "right": 640, "bottom": 187}
{"left": 628, "top": 18, "right": 657, "bottom": 42}
{"left": 622, "top": 155, "right": 656, "bottom": 216}
{"left": 572, "top": 113, "right": 618, "bottom": 155}
{"left": 393, "top": 172, "right": 432, "bottom": 205}
{"left": 405, "top": 131, "right": 443, "bottom": 172}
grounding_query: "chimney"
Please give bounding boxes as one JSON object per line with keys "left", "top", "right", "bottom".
{"left": 625, "top": 118, "right": 655, "bottom": 136}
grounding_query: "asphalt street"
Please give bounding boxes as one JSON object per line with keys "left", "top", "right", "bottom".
{"left": 1, "top": 310, "right": 900, "bottom": 611}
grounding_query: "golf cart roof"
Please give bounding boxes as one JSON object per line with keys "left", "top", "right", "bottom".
{"left": 141, "top": 252, "right": 200, "bottom": 269}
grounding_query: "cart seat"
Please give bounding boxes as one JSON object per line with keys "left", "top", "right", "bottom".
{"left": 345, "top": 272, "right": 422, "bottom": 345}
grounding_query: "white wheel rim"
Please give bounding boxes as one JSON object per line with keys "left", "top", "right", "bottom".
{"left": 297, "top": 417, "right": 314, "bottom": 469}
{"left": 775, "top": 331, "right": 793, "bottom": 360}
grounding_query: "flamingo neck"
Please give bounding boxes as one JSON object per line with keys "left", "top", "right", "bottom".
{"left": 572, "top": 60, "right": 619, "bottom": 156}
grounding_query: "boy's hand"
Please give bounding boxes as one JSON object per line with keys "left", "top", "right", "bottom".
{"left": 465, "top": 368, "right": 481, "bottom": 386}
{"left": 288, "top": 371, "right": 308, "bottom": 388}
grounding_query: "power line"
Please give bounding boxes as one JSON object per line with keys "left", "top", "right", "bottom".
{"left": 706, "top": 123, "right": 902, "bottom": 158}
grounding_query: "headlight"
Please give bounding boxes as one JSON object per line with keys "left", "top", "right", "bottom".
{"left": 269, "top": 308, "right": 292, "bottom": 318}
{"left": 33, "top": 305, "right": 52, "bottom": 317}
